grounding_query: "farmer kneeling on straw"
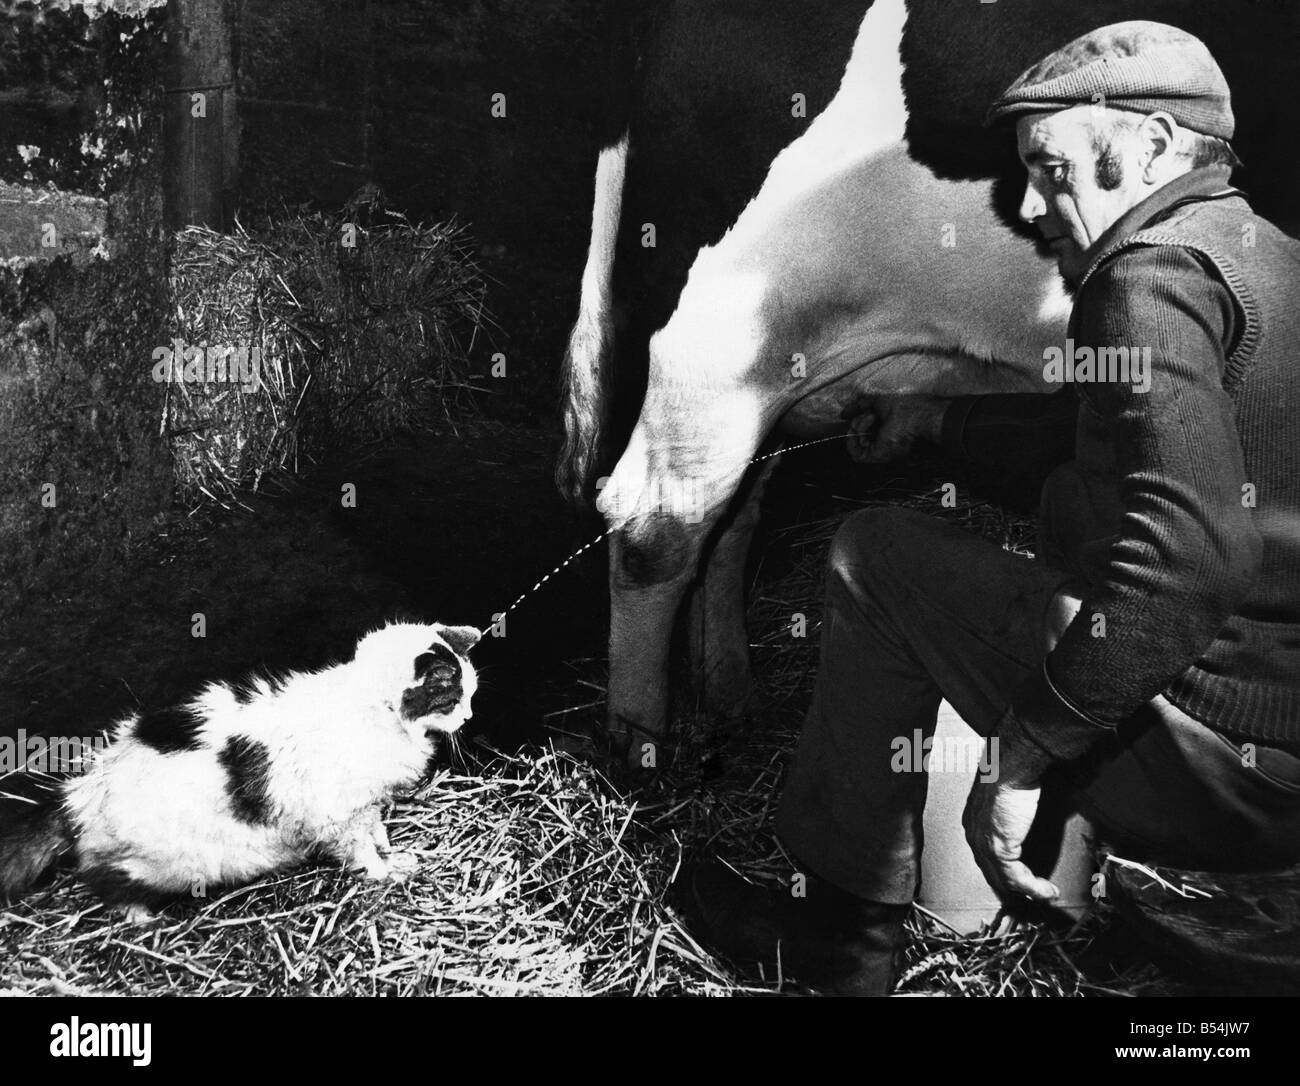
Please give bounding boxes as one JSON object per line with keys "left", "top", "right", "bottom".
{"left": 681, "top": 20, "right": 1300, "bottom": 994}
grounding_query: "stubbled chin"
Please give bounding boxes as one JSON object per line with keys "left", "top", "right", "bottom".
{"left": 1056, "top": 244, "right": 1089, "bottom": 285}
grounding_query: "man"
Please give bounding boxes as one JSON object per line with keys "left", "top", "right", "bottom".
{"left": 682, "top": 21, "right": 1300, "bottom": 995}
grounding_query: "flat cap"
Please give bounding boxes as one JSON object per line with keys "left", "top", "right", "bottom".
{"left": 986, "top": 20, "right": 1234, "bottom": 139}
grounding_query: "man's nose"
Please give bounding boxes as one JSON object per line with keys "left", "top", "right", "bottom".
{"left": 1019, "top": 182, "right": 1047, "bottom": 225}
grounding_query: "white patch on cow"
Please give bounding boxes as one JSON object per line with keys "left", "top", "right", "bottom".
{"left": 579, "top": 133, "right": 628, "bottom": 327}
{"left": 749, "top": 0, "right": 909, "bottom": 216}
{"left": 603, "top": 0, "right": 1072, "bottom": 533}
{"left": 647, "top": 0, "right": 1071, "bottom": 401}
{"left": 559, "top": 132, "right": 630, "bottom": 498}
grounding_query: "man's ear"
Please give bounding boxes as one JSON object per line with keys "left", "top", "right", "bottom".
{"left": 1139, "top": 111, "right": 1180, "bottom": 180}
{"left": 438, "top": 624, "right": 481, "bottom": 657}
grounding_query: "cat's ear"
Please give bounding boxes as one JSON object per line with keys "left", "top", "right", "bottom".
{"left": 438, "top": 624, "right": 481, "bottom": 657}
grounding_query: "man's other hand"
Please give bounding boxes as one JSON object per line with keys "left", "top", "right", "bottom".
{"left": 842, "top": 394, "right": 947, "bottom": 464}
{"left": 962, "top": 708, "right": 1061, "bottom": 904}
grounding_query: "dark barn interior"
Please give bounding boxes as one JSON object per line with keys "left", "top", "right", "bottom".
{"left": 1, "top": 0, "right": 1298, "bottom": 1000}
{"left": 1, "top": 0, "right": 615, "bottom": 749}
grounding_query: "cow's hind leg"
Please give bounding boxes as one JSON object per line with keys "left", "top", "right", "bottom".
{"left": 686, "top": 452, "right": 781, "bottom": 721}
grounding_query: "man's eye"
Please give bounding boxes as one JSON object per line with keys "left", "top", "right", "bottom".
{"left": 1047, "top": 164, "right": 1068, "bottom": 185}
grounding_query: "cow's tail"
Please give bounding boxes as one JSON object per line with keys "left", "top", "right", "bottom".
{"left": 0, "top": 780, "right": 74, "bottom": 902}
{"left": 557, "top": 131, "right": 629, "bottom": 512}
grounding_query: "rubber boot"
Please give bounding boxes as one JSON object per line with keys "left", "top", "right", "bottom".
{"left": 679, "top": 859, "right": 908, "bottom": 995}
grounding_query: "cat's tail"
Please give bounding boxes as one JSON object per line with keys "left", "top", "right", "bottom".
{"left": 0, "top": 782, "right": 74, "bottom": 901}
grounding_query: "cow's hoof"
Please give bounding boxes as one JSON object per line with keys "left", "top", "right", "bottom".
{"left": 602, "top": 723, "right": 668, "bottom": 788}
{"left": 698, "top": 660, "right": 755, "bottom": 722}
{"left": 624, "top": 735, "right": 667, "bottom": 773}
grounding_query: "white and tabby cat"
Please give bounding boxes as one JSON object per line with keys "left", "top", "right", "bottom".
{"left": 0, "top": 621, "right": 479, "bottom": 919}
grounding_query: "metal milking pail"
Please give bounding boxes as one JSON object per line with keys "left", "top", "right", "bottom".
{"left": 917, "top": 701, "right": 1096, "bottom": 934}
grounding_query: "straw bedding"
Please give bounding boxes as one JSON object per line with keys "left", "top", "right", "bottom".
{"left": 164, "top": 208, "right": 486, "bottom": 507}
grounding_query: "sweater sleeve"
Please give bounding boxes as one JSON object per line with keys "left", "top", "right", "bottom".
{"left": 940, "top": 388, "right": 1078, "bottom": 477}
{"left": 1009, "top": 244, "right": 1262, "bottom": 762}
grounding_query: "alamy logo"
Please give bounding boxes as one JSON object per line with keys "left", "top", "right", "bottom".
{"left": 594, "top": 474, "right": 706, "bottom": 524}
{"left": 1042, "top": 338, "right": 1151, "bottom": 393}
{"left": 890, "top": 729, "right": 999, "bottom": 783}
{"left": 152, "top": 339, "right": 262, "bottom": 392}
{"left": 49, "top": 1017, "right": 151, "bottom": 1066}
{"left": 0, "top": 730, "right": 108, "bottom": 775}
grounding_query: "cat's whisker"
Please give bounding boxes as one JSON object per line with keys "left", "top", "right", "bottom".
{"left": 445, "top": 730, "right": 465, "bottom": 770}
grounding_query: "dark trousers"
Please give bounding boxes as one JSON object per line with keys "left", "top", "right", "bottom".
{"left": 775, "top": 508, "right": 1300, "bottom": 905}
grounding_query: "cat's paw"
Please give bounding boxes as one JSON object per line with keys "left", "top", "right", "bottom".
{"left": 120, "top": 903, "right": 157, "bottom": 925}
{"left": 369, "top": 818, "right": 392, "bottom": 852}
{"left": 350, "top": 845, "right": 392, "bottom": 881}
{"left": 382, "top": 851, "right": 419, "bottom": 883}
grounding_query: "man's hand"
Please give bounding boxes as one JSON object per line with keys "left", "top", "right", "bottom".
{"left": 961, "top": 709, "right": 1061, "bottom": 903}
{"left": 841, "top": 394, "right": 948, "bottom": 464}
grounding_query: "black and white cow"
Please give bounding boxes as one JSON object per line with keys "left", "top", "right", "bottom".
{"left": 557, "top": 0, "right": 1300, "bottom": 758}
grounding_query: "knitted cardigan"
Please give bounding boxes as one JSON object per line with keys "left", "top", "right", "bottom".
{"left": 947, "top": 167, "right": 1300, "bottom": 755}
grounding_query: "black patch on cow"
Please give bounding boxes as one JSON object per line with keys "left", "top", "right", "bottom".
{"left": 79, "top": 862, "right": 171, "bottom": 907}
{"left": 598, "top": 1, "right": 868, "bottom": 476}
{"left": 132, "top": 706, "right": 205, "bottom": 754}
{"left": 218, "top": 736, "right": 274, "bottom": 825}
{"left": 402, "top": 647, "right": 462, "bottom": 720}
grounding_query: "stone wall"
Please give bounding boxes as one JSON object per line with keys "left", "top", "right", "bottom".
{"left": 1, "top": 0, "right": 609, "bottom": 620}
{"left": 0, "top": 1, "right": 169, "bottom": 619}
